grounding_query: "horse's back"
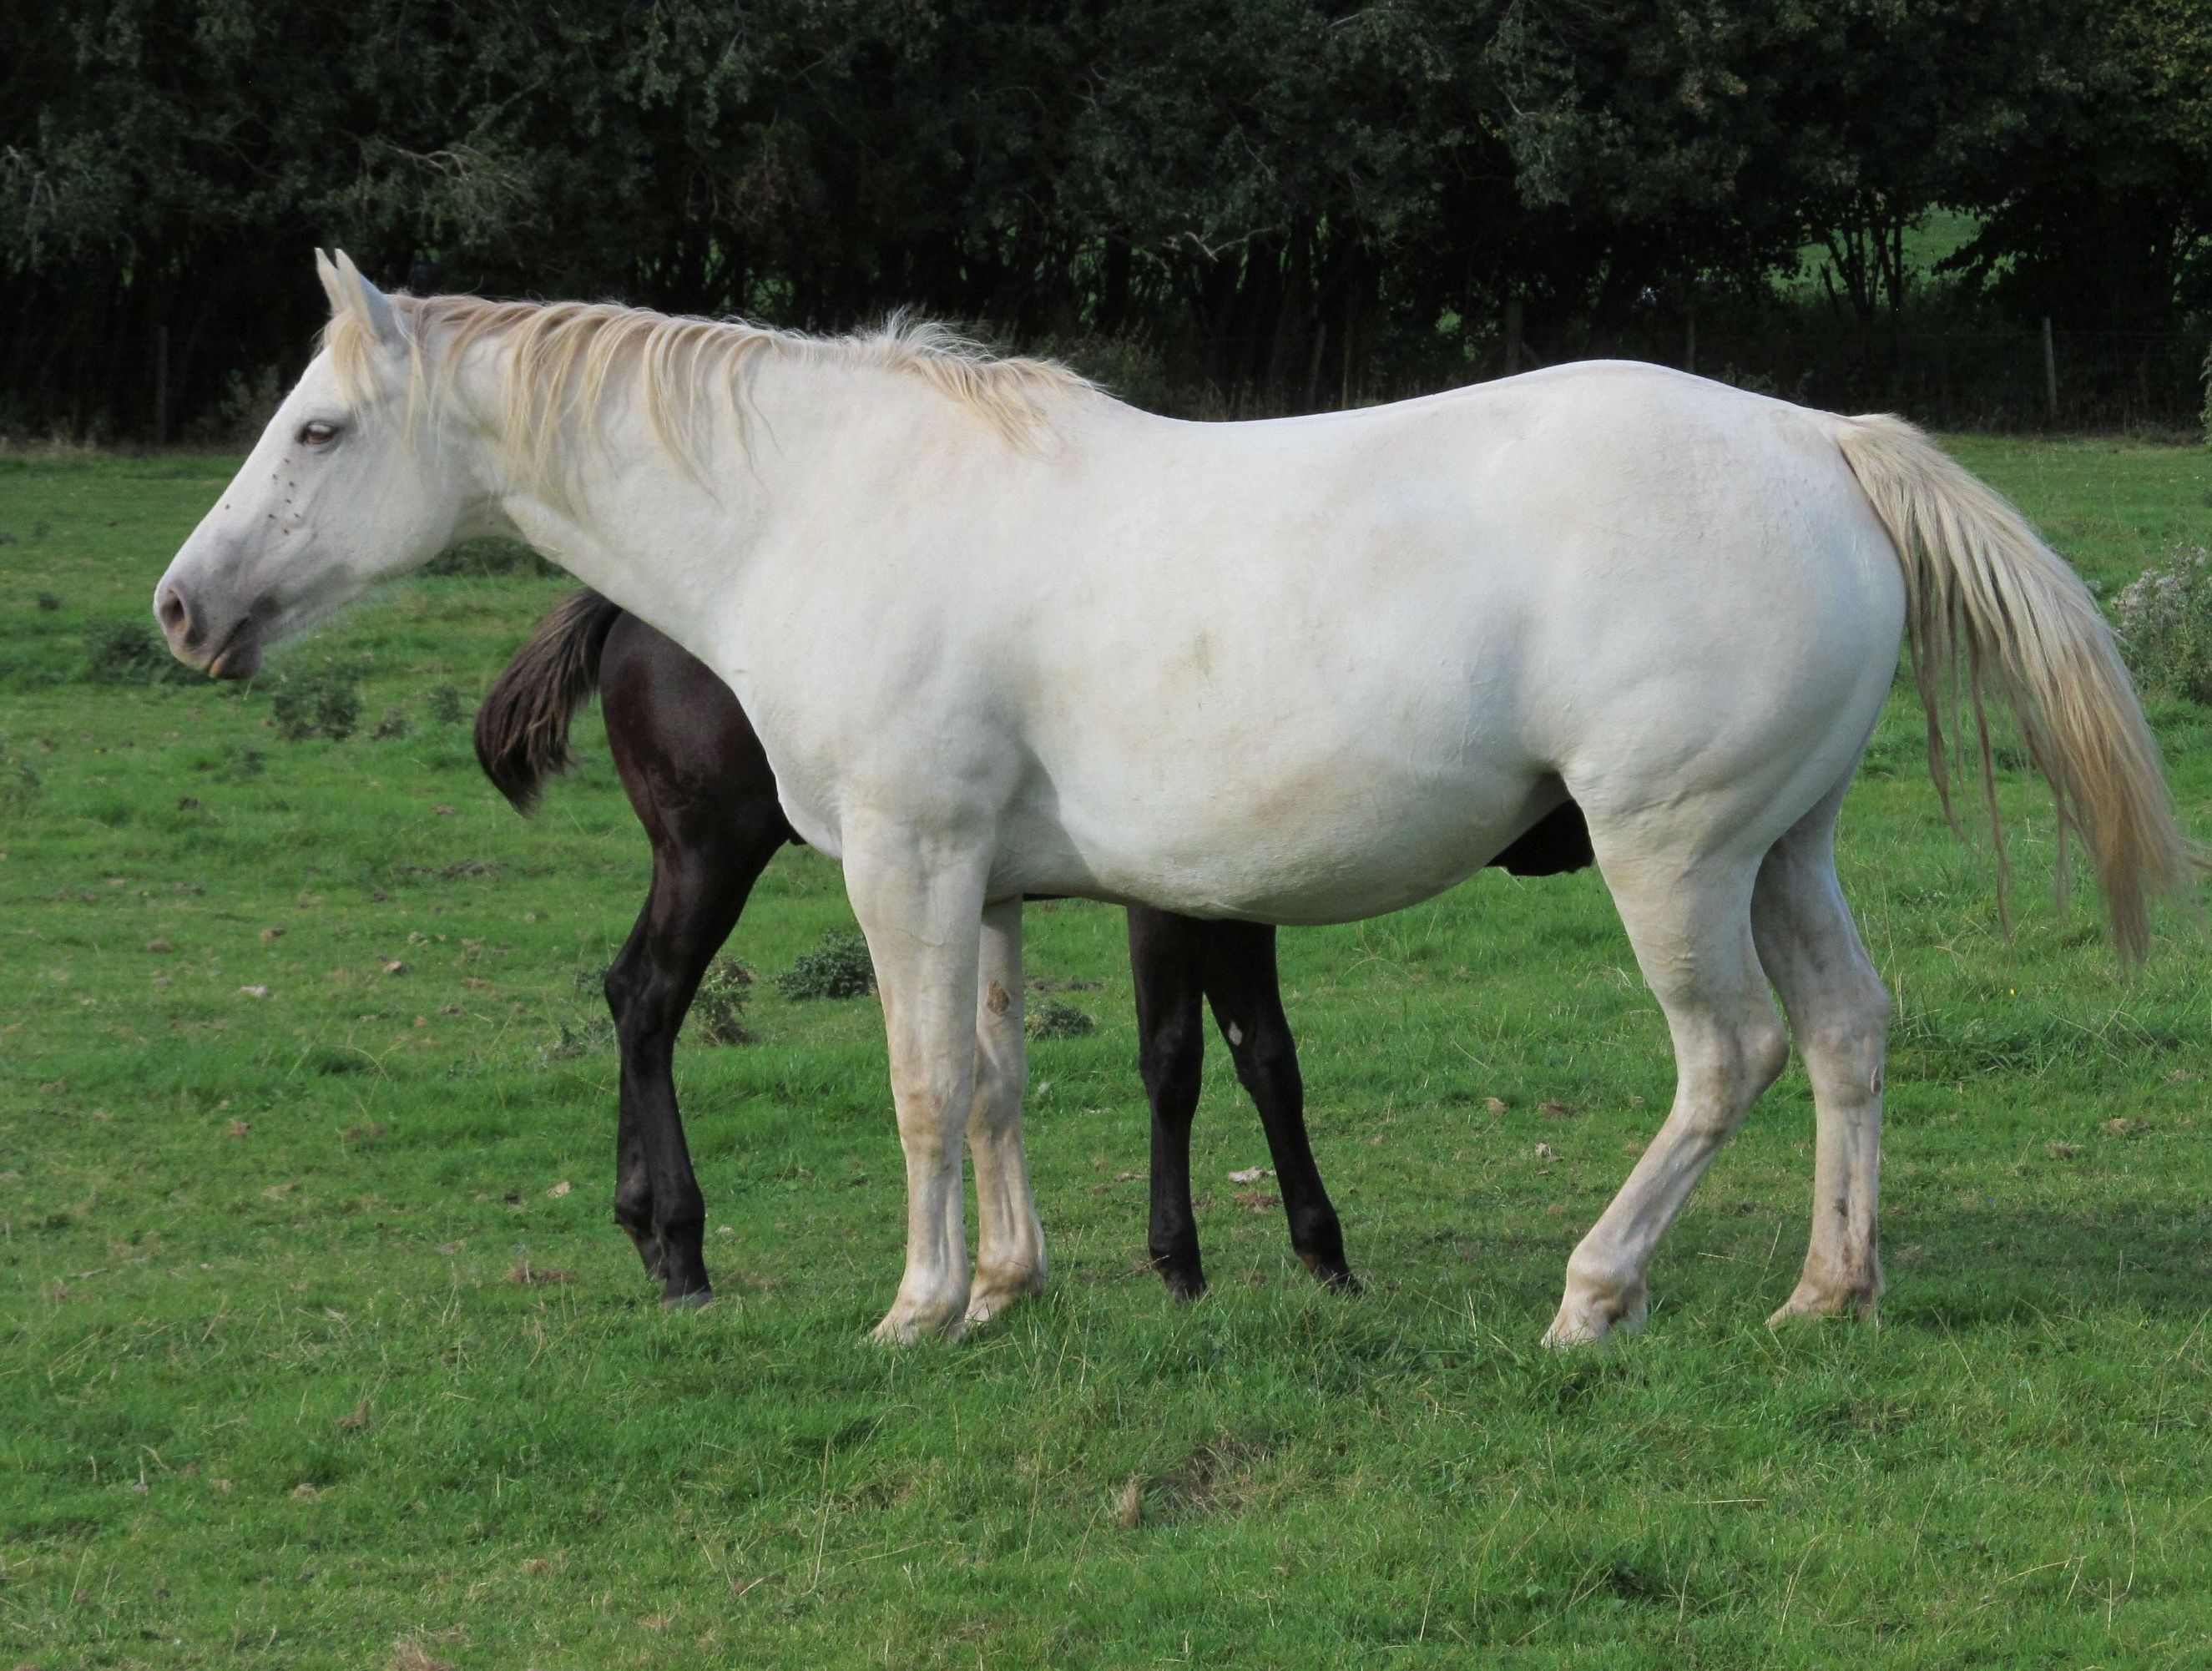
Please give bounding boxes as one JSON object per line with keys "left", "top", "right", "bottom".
{"left": 991, "top": 364, "right": 1902, "bottom": 908}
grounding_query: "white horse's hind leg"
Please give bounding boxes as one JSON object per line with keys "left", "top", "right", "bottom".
{"left": 1545, "top": 853, "right": 1790, "bottom": 1347}
{"left": 966, "top": 899, "right": 1046, "bottom": 1325}
{"left": 1751, "top": 790, "right": 1889, "bottom": 1325}
{"left": 844, "top": 834, "right": 988, "bottom": 1342}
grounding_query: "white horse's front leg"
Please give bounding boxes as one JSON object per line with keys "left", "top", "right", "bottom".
{"left": 966, "top": 898, "right": 1046, "bottom": 1325}
{"left": 845, "top": 836, "right": 988, "bottom": 1342}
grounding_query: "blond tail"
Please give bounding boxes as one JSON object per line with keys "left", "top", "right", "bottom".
{"left": 1831, "top": 413, "right": 2194, "bottom": 966}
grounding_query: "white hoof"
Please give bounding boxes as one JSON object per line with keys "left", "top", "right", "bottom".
{"left": 870, "top": 1291, "right": 968, "bottom": 1344}
{"left": 1542, "top": 1284, "right": 1648, "bottom": 1350}
{"left": 1766, "top": 1280, "right": 1880, "bottom": 1329}
{"left": 963, "top": 1265, "right": 1045, "bottom": 1327}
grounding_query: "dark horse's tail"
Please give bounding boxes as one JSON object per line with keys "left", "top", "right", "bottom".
{"left": 474, "top": 589, "right": 624, "bottom": 814}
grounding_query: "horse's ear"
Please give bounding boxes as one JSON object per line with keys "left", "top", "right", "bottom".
{"left": 322, "top": 248, "right": 403, "bottom": 350}
{"left": 315, "top": 249, "right": 346, "bottom": 316}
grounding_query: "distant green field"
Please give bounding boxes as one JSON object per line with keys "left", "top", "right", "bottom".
{"left": 2, "top": 437, "right": 2209, "bottom": 1668}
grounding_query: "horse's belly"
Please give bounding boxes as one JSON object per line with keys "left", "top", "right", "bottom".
{"left": 1005, "top": 764, "right": 1548, "bottom": 924}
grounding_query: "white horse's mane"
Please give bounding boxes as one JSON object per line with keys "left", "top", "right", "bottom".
{"left": 325, "top": 292, "right": 1098, "bottom": 490}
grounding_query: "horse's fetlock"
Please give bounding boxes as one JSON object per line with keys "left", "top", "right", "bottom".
{"left": 1288, "top": 1209, "right": 1345, "bottom": 1261}
{"left": 1563, "top": 1247, "right": 1638, "bottom": 1305}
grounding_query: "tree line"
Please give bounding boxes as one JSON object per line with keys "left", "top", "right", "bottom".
{"left": 4, "top": 0, "right": 2209, "bottom": 440}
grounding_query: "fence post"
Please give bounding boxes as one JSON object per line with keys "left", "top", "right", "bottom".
{"left": 2041, "top": 317, "right": 2058, "bottom": 425}
{"left": 1503, "top": 297, "right": 1523, "bottom": 377}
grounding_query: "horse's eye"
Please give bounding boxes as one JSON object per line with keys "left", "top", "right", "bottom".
{"left": 297, "top": 421, "right": 339, "bottom": 448}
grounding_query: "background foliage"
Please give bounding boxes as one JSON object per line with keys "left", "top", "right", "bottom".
{"left": 4, "top": 0, "right": 2210, "bottom": 438}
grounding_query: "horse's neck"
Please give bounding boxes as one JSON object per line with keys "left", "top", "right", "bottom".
{"left": 467, "top": 346, "right": 876, "bottom": 653}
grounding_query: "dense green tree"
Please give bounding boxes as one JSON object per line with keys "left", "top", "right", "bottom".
{"left": 1943, "top": 0, "right": 2212, "bottom": 331}
{"left": 1, "top": 0, "right": 2204, "bottom": 437}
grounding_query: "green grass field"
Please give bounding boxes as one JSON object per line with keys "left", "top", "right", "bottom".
{"left": 3, "top": 437, "right": 2209, "bottom": 1668}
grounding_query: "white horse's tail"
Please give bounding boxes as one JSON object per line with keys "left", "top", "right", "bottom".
{"left": 1831, "top": 413, "right": 2194, "bottom": 965}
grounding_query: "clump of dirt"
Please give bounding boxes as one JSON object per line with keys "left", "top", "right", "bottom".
{"left": 1027, "top": 999, "right": 1096, "bottom": 1039}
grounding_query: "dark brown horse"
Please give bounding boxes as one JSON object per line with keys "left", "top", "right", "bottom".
{"left": 477, "top": 593, "right": 1593, "bottom": 1307}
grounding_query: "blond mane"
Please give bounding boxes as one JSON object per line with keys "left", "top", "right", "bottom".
{"left": 324, "top": 292, "right": 1097, "bottom": 494}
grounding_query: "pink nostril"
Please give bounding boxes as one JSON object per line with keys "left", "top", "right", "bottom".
{"left": 156, "top": 585, "right": 192, "bottom": 643}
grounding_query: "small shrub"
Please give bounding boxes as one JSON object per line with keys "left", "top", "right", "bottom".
{"left": 85, "top": 618, "right": 187, "bottom": 684}
{"left": 426, "top": 686, "right": 467, "bottom": 726}
{"left": 0, "top": 735, "right": 40, "bottom": 815}
{"left": 689, "top": 958, "right": 757, "bottom": 1044}
{"left": 371, "top": 710, "right": 412, "bottom": 741}
{"left": 271, "top": 666, "right": 364, "bottom": 742}
{"left": 2112, "top": 543, "right": 2212, "bottom": 704}
{"left": 775, "top": 931, "right": 875, "bottom": 1001}
{"left": 206, "top": 744, "right": 266, "bottom": 783}
{"left": 425, "top": 538, "right": 558, "bottom": 578}
{"left": 542, "top": 1015, "right": 615, "bottom": 1063}
{"left": 1027, "top": 1000, "right": 1097, "bottom": 1040}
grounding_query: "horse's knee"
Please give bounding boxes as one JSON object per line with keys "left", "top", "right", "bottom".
{"left": 602, "top": 960, "right": 634, "bottom": 1025}
{"left": 1138, "top": 1021, "right": 1204, "bottom": 1118}
{"left": 611, "top": 972, "right": 689, "bottom": 1053}
{"left": 1230, "top": 1027, "right": 1301, "bottom": 1098}
{"left": 1800, "top": 972, "right": 1890, "bottom": 1097}
{"left": 972, "top": 1027, "right": 1028, "bottom": 1113}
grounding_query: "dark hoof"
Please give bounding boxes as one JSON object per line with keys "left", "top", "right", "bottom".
{"left": 1154, "top": 1262, "right": 1208, "bottom": 1303}
{"left": 1300, "top": 1251, "right": 1362, "bottom": 1295}
{"left": 661, "top": 1285, "right": 714, "bottom": 1310}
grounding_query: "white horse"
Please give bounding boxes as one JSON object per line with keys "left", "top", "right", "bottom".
{"left": 157, "top": 252, "right": 2189, "bottom": 1345}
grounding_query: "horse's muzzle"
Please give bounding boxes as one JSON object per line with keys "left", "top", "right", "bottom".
{"left": 154, "top": 580, "right": 265, "bottom": 679}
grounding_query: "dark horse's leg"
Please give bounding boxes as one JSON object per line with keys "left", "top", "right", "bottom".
{"left": 1129, "top": 907, "right": 1211, "bottom": 1299}
{"left": 1129, "top": 911, "right": 1356, "bottom": 1296}
{"left": 604, "top": 830, "right": 780, "bottom": 1303}
{"left": 1199, "top": 921, "right": 1358, "bottom": 1291}
{"left": 1123, "top": 799, "right": 1593, "bottom": 1300}
{"left": 597, "top": 618, "right": 795, "bottom": 1305}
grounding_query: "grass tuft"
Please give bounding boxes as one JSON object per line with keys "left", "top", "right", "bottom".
{"left": 83, "top": 615, "right": 189, "bottom": 683}
{"left": 270, "top": 663, "right": 364, "bottom": 741}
